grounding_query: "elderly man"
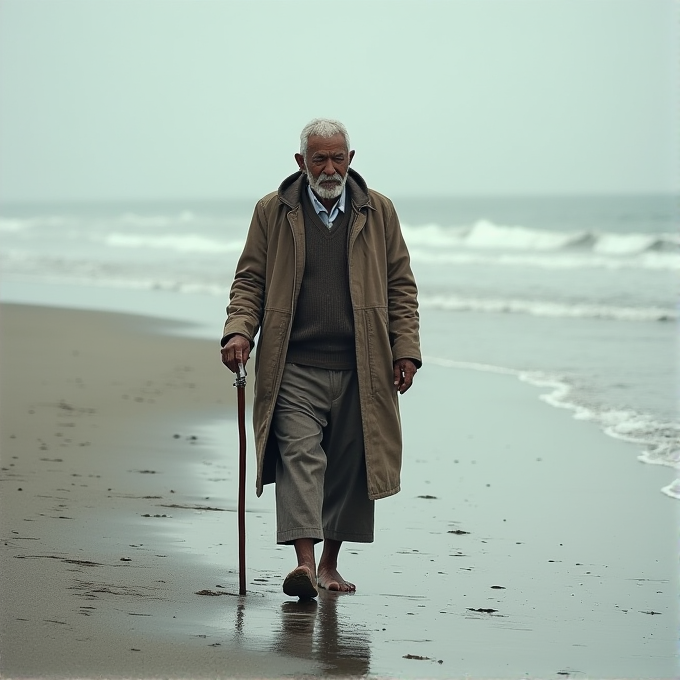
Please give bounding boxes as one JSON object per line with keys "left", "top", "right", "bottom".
{"left": 221, "top": 118, "right": 421, "bottom": 599}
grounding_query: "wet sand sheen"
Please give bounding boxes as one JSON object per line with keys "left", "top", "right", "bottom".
{"left": 0, "top": 303, "right": 676, "bottom": 678}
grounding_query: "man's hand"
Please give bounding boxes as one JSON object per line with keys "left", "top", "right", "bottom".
{"left": 393, "top": 358, "right": 418, "bottom": 394}
{"left": 221, "top": 334, "right": 251, "bottom": 373}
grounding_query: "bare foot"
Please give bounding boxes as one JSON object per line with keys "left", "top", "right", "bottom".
{"left": 283, "top": 565, "right": 318, "bottom": 599}
{"left": 317, "top": 565, "right": 356, "bottom": 593}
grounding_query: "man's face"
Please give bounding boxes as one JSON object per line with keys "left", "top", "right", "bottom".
{"left": 295, "top": 133, "right": 355, "bottom": 200}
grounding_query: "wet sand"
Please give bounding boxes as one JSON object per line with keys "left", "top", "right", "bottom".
{"left": 0, "top": 302, "right": 677, "bottom": 678}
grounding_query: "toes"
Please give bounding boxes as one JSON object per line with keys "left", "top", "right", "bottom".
{"left": 317, "top": 570, "right": 356, "bottom": 593}
{"left": 326, "top": 580, "right": 355, "bottom": 592}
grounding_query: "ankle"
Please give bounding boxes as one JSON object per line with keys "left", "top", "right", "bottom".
{"left": 317, "top": 557, "right": 337, "bottom": 571}
{"left": 298, "top": 560, "right": 316, "bottom": 574}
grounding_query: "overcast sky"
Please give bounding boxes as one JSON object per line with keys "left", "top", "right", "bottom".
{"left": 0, "top": 0, "right": 676, "bottom": 201}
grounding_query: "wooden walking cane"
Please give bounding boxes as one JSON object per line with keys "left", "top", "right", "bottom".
{"left": 234, "top": 362, "right": 247, "bottom": 595}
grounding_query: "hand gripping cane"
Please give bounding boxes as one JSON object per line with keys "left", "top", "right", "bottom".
{"left": 234, "top": 362, "right": 247, "bottom": 595}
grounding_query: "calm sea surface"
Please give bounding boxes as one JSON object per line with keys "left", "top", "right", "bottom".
{"left": 1, "top": 193, "right": 677, "bottom": 497}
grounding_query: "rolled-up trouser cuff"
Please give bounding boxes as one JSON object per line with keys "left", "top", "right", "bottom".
{"left": 277, "top": 527, "right": 324, "bottom": 545}
{"left": 322, "top": 529, "right": 374, "bottom": 544}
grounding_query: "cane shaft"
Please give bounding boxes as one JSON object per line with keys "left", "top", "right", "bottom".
{"left": 237, "top": 385, "right": 247, "bottom": 596}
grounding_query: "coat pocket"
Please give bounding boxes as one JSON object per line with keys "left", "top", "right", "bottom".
{"left": 257, "top": 308, "right": 291, "bottom": 400}
{"left": 362, "top": 306, "right": 392, "bottom": 396}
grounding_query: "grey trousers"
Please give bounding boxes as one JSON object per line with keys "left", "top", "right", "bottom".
{"left": 272, "top": 363, "right": 375, "bottom": 545}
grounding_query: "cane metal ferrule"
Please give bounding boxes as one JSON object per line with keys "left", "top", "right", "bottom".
{"left": 234, "top": 362, "right": 247, "bottom": 388}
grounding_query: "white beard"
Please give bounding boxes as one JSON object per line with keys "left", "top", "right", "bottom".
{"left": 305, "top": 164, "right": 348, "bottom": 200}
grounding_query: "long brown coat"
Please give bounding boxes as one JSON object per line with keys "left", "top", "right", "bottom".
{"left": 222, "top": 169, "right": 421, "bottom": 500}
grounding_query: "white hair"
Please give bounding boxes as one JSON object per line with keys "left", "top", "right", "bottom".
{"left": 299, "top": 118, "right": 351, "bottom": 157}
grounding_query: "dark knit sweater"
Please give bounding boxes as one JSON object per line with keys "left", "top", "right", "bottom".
{"left": 285, "top": 186, "right": 356, "bottom": 369}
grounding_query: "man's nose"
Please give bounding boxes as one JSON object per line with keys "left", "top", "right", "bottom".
{"left": 322, "top": 158, "right": 336, "bottom": 176}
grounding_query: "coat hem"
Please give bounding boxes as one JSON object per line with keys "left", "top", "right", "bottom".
{"left": 368, "top": 485, "right": 400, "bottom": 501}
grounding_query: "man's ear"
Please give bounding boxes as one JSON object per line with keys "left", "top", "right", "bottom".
{"left": 348, "top": 150, "right": 355, "bottom": 165}
{"left": 294, "top": 153, "right": 306, "bottom": 173}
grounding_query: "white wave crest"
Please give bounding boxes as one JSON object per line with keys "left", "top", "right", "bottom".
{"left": 408, "top": 248, "right": 680, "bottom": 271}
{"left": 0, "top": 215, "right": 76, "bottom": 231}
{"left": 419, "top": 295, "right": 675, "bottom": 322}
{"left": 593, "top": 232, "right": 662, "bottom": 255}
{"left": 465, "top": 220, "right": 589, "bottom": 250}
{"left": 119, "top": 211, "right": 197, "bottom": 228}
{"left": 102, "top": 233, "right": 243, "bottom": 254}
{"left": 402, "top": 220, "right": 679, "bottom": 261}
{"left": 400, "top": 223, "right": 468, "bottom": 247}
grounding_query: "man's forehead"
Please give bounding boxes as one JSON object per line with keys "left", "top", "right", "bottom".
{"left": 306, "top": 133, "right": 348, "bottom": 155}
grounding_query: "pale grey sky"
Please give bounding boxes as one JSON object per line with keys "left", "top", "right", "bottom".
{"left": 0, "top": 0, "right": 676, "bottom": 201}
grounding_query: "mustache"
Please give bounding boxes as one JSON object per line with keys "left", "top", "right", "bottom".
{"left": 316, "top": 172, "right": 343, "bottom": 183}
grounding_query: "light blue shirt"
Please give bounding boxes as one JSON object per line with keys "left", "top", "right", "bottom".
{"left": 307, "top": 183, "right": 346, "bottom": 229}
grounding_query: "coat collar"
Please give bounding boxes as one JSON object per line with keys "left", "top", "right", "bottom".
{"left": 278, "top": 168, "right": 373, "bottom": 211}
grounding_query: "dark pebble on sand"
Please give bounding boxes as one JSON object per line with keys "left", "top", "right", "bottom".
{"left": 120, "top": 558, "right": 132, "bottom": 562}
{"left": 417, "top": 495, "right": 437, "bottom": 499}
{"left": 173, "top": 434, "right": 180, "bottom": 439}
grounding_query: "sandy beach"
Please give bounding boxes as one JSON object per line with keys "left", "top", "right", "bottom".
{"left": 1, "top": 302, "right": 677, "bottom": 679}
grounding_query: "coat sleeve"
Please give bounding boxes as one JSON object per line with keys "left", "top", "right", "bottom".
{"left": 221, "top": 200, "right": 268, "bottom": 346}
{"left": 383, "top": 199, "right": 422, "bottom": 368}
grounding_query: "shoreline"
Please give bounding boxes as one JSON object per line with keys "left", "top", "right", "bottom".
{"left": 3, "top": 279, "right": 677, "bottom": 499}
{"left": 425, "top": 354, "right": 680, "bottom": 502}
{"left": 1, "top": 302, "right": 677, "bottom": 678}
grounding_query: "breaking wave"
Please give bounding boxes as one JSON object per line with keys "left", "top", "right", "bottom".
{"left": 402, "top": 220, "right": 680, "bottom": 270}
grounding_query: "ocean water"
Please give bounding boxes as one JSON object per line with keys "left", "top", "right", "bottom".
{"left": 1, "top": 194, "right": 678, "bottom": 498}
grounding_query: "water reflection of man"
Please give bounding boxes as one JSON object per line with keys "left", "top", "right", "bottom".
{"left": 274, "top": 592, "right": 371, "bottom": 676}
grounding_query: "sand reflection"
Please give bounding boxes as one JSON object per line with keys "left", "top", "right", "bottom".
{"left": 272, "top": 591, "right": 371, "bottom": 676}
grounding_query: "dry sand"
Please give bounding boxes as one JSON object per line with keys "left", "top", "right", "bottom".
{"left": 0, "top": 303, "right": 677, "bottom": 679}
